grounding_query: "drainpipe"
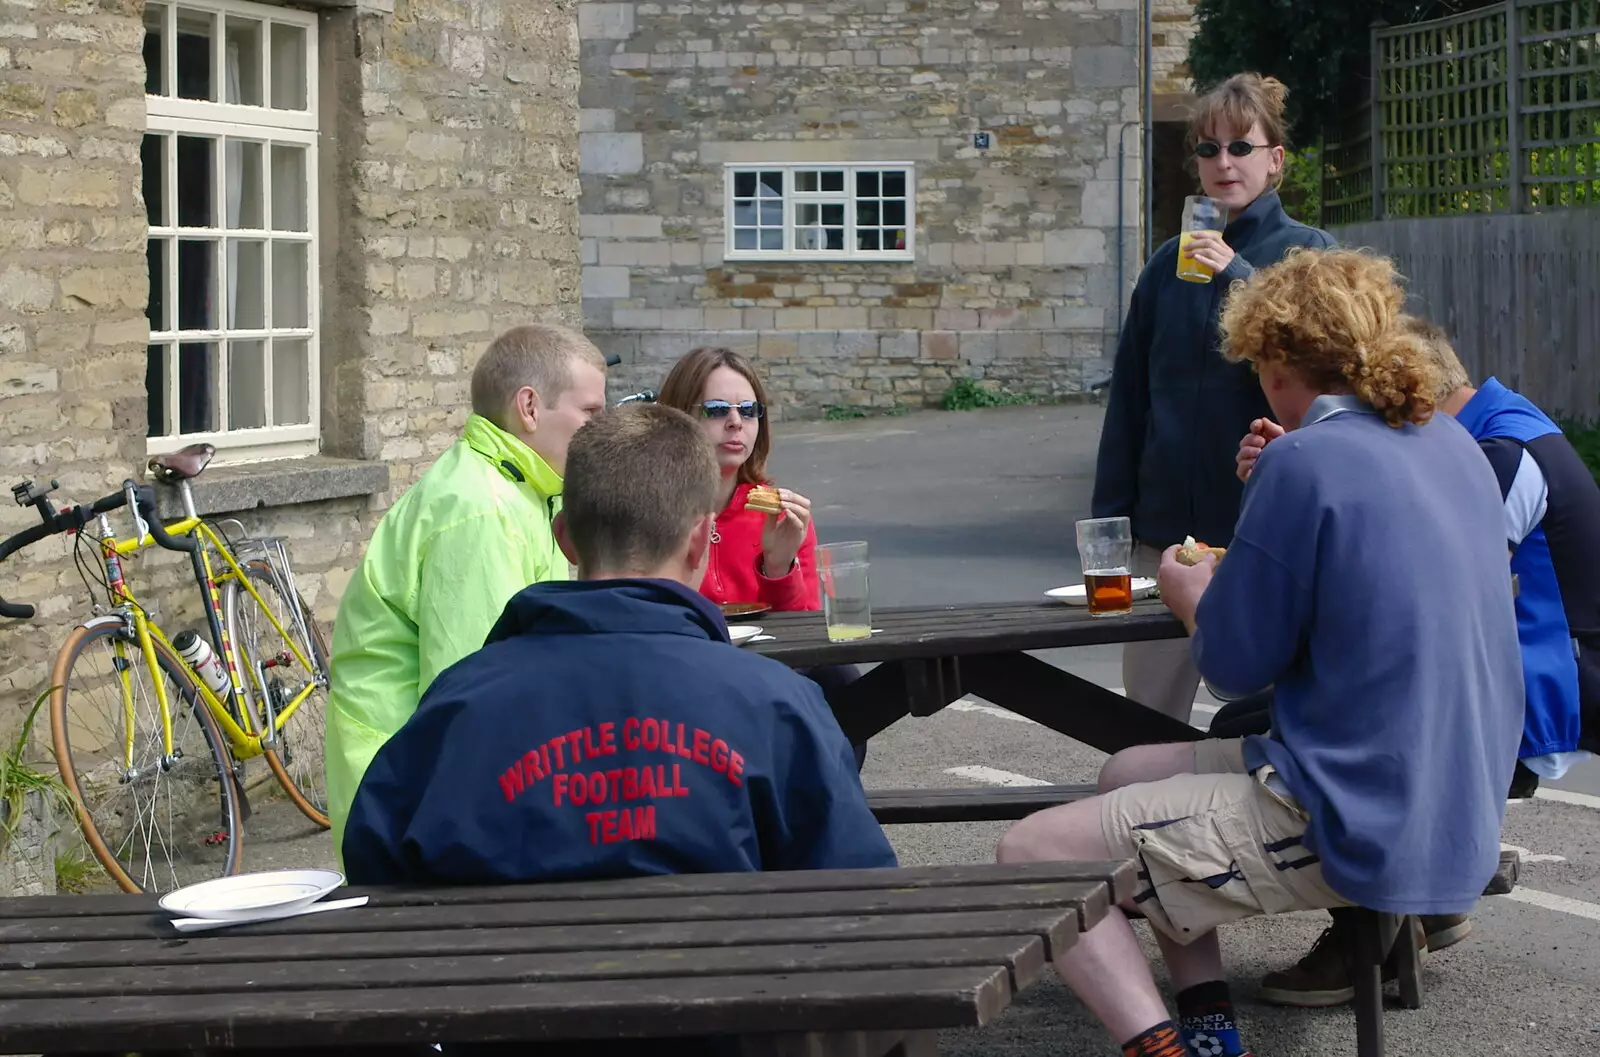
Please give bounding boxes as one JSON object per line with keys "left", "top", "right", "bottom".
{"left": 1115, "top": 121, "right": 1141, "bottom": 347}
{"left": 1142, "top": 0, "right": 1154, "bottom": 260}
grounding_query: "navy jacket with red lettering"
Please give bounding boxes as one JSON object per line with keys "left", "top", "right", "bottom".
{"left": 341, "top": 577, "right": 898, "bottom": 884}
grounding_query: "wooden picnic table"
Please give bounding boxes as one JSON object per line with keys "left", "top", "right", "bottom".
{"left": 0, "top": 860, "right": 1134, "bottom": 1057}
{"left": 747, "top": 599, "right": 1200, "bottom": 752}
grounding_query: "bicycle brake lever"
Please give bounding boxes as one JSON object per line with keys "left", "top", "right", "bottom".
{"left": 125, "top": 481, "right": 150, "bottom": 543}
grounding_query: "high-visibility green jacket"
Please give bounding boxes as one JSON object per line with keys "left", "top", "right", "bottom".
{"left": 324, "top": 414, "right": 567, "bottom": 860}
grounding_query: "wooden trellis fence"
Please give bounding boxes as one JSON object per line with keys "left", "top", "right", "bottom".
{"left": 1323, "top": 0, "right": 1600, "bottom": 224}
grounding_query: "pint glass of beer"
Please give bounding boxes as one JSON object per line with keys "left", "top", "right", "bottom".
{"left": 1075, "top": 516, "right": 1134, "bottom": 617}
{"left": 1176, "top": 195, "right": 1228, "bottom": 284}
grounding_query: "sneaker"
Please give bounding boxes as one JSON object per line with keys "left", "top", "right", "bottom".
{"left": 1257, "top": 913, "right": 1426, "bottom": 1008}
{"left": 1420, "top": 913, "right": 1472, "bottom": 951}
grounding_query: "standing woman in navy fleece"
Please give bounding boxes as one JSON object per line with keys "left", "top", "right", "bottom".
{"left": 1093, "top": 73, "right": 1335, "bottom": 723}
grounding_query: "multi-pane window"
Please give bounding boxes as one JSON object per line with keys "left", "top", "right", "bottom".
{"left": 143, "top": 0, "right": 320, "bottom": 460}
{"left": 724, "top": 164, "right": 914, "bottom": 260}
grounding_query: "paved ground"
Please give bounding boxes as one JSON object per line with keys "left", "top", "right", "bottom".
{"left": 240, "top": 402, "right": 1600, "bottom": 1056}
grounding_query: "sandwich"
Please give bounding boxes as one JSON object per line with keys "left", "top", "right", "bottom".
{"left": 1176, "top": 535, "right": 1226, "bottom": 566}
{"left": 745, "top": 486, "right": 783, "bottom": 515}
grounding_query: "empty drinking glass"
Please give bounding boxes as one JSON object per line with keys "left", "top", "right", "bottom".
{"left": 817, "top": 541, "right": 870, "bottom": 642}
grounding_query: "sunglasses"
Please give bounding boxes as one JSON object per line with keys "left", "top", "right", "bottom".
{"left": 701, "top": 399, "right": 765, "bottom": 420}
{"left": 1195, "top": 140, "right": 1274, "bottom": 159}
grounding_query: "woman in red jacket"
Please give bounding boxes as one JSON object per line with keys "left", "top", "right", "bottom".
{"left": 658, "top": 346, "right": 866, "bottom": 770}
{"left": 657, "top": 346, "right": 820, "bottom": 611}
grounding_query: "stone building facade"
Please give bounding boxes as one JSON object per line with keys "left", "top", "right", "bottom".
{"left": 579, "top": 0, "right": 1147, "bottom": 416}
{"left": 1149, "top": 0, "right": 1198, "bottom": 245}
{"left": 1152, "top": 0, "right": 1197, "bottom": 111}
{"left": 0, "top": 0, "right": 580, "bottom": 889}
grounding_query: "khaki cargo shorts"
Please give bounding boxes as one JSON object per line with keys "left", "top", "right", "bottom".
{"left": 1098, "top": 738, "right": 1350, "bottom": 945}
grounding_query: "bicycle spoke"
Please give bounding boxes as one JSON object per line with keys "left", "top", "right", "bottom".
{"left": 53, "top": 624, "right": 240, "bottom": 893}
{"left": 226, "top": 560, "right": 330, "bottom": 827}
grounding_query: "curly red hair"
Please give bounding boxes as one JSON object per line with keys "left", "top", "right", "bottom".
{"left": 1219, "top": 248, "right": 1442, "bottom": 429}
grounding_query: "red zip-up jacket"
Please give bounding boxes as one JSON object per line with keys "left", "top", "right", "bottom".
{"left": 702, "top": 481, "right": 820, "bottom": 612}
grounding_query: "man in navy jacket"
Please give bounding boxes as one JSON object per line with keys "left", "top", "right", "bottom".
{"left": 342, "top": 402, "right": 897, "bottom": 885}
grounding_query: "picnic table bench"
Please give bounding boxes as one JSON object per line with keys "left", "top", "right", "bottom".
{"left": 0, "top": 860, "right": 1134, "bottom": 1057}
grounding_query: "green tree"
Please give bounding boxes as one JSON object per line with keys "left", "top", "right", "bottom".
{"left": 1278, "top": 148, "right": 1323, "bottom": 223}
{"left": 1188, "top": 0, "right": 1503, "bottom": 141}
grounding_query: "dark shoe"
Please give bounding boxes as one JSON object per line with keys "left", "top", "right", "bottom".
{"left": 1258, "top": 914, "right": 1426, "bottom": 1008}
{"left": 1508, "top": 761, "right": 1540, "bottom": 800}
{"left": 1420, "top": 913, "right": 1472, "bottom": 951}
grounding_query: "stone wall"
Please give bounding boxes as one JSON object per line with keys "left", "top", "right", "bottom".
{"left": 332, "top": 0, "right": 583, "bottom": 492}
{"left": 0, "top": 0, "right": 152, "bottom": 720}
{"left": 0, "top": 790, "right": 65, "bottom": 897}
{"left": 1152, "top": 0, "right": 1197, "bottom": 104}
{"left": 0, "top": 0, "right": 581, "bottom": 891}
{"left": 579, "top": 0, "right": 1145, "bottom": 415}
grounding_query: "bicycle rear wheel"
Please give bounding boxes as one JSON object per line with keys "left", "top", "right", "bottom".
{"left": 223, "top": 559, "right": 330, "bottom": 828}
{"left": 50, "top": 619, "right": 243, "bottom": 893}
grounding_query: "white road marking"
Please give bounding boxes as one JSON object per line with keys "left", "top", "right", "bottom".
{"left": 945, "top": 765, "right": 1054, "bottom": 787}
{"left": 950, "top": 693, "right": 1218, "bottom": 723}
{"left": 947, "top": 700, "right": 1038, "bottom": 725}
{"left": 1534, "top": 787, "right": 1600, "bottom": 811}
{"left": 1108, "top": 688, "right": 1220, "bottom": 716}
{"left": 1502, "top": 887, "right": 1600, "bottom": 923}
{"left": 950, "top": 693, "right": 1600, "bottom": 813}
{"left": 1500, "top": 842, "right": 1568, "bottom": 865}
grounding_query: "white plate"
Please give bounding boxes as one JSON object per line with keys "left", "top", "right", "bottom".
{"left": 159, "top": 868, "right": 345, "bottom": 921}
{"left": 1046, "top": 578, "right": 1158, "bottom": 606}
{"left": 729, "top": 624, "right": 764, "bottom": 646}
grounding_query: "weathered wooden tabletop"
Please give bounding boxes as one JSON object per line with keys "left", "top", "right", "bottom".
{"left": 741, "top": 599, "right": 1200, "bottom": 752}
{"left": 0, "top": 860, "right": 1135, "bottom": 1056}
{"left": 745, "top": 598, "right": 1184, "bottom": 668}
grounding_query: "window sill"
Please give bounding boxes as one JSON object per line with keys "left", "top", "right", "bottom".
{"left": 722, "top": 253, "right": 915, "bottom": 264}
{"left": 154, "top": 455, "right": 390, "bottom": 519}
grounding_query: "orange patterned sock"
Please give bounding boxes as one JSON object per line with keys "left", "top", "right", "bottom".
{"left": 1122, "top": 1021, "right": 1189, "bottom": 1057}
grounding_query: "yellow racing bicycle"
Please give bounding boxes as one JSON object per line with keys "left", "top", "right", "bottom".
{"left": 0, "top": 443, "right": 329, "bottom": 893}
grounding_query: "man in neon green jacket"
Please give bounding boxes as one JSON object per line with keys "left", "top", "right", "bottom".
{"left": 325, "top": 323, "right": 609, "bottom": 858}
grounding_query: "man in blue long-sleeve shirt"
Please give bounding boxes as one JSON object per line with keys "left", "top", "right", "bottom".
{"left": 997, "top": 248, "right": 1522, "bottom": 1057}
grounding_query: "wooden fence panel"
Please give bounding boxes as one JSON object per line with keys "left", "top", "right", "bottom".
{"left": 1334, "top": 211, "right": 1600, "bottom": 421}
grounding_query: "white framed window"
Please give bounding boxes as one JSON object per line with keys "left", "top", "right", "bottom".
{"left": 143, "top": 0, "right": 320, "bottom": 462}
{"left": 723, "top": 163, "right": 915, "bottom": 261}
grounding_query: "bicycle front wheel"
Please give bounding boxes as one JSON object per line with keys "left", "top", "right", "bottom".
{"left": 223, "top": 560, "right": 330, "bottom": 828}
{"left": 50, "top": 619, "right": 243, "bottom": 893}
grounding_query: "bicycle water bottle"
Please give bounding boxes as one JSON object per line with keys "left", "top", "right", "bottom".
{"left": 173, "top": 630, "right": 230, "bottom": 697}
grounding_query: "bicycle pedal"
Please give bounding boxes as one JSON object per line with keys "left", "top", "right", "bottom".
{"left": 203, "top": 831, "right": 229, "bottom": 846}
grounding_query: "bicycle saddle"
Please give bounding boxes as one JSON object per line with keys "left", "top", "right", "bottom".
{"left": 148, "top": 442, "right": 217, "bottom": 483}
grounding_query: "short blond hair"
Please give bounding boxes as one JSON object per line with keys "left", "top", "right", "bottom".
{"left": 1220, "top": 248, "right": 1442, "bottom": 429}
{"left": 470, "top": 324, "right": 606, "bottom": 428}
{"left": 562, "top": 404, "right": 720, "bottom": 574}
{"left": 1400, "top": 315, "right": 1473, "bottom": 399}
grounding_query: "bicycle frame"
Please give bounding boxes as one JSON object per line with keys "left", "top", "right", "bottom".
{"left": 88, "top": 487, "right": 318, "bottom": 764}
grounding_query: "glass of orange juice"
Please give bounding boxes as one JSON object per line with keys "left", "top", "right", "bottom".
{"left": 1176, "top": 196, "right": 1228, "bottom": 284}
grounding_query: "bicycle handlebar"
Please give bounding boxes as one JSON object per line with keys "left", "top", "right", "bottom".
{"left": 134, "top": 484, "right": 196, "bottom": 554}
{"left": 0, "top": 478, "right": 191, "bottom": 619}
{"left": 0, "top": 522, "right": 53, "bottom": 618}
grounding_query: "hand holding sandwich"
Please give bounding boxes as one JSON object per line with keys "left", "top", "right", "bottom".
{"left": 1158, "top": 542, "right": 1219, "bottom": 635}
{"left": 748, "top": 486, "right": 813, "bottom": 577}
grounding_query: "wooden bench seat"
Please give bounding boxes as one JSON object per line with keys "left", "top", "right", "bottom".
{"left": 866, "top": 784, "right": 1096, "bottom": 824}
{"left": 0, "top": 861, "right": 1136, "bottom": 1056}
